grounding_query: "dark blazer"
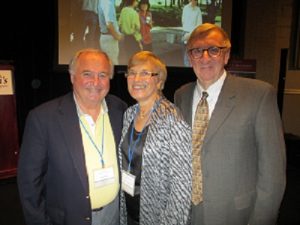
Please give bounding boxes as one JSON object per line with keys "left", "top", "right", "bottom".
{"left": 17, "top": 92, "right": 127, "bottom": 225}
{"left": 174, "top": 74, "right": 286, "bottom": 225}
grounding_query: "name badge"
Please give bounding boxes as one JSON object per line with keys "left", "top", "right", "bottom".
{"left": 94, "top": 166, "right": 115, "bottom": 188}
{"left": 121, "top": 170, "right": 136, "bottom": 196}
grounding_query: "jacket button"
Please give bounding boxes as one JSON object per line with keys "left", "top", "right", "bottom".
{"left": 86, "top": 195, "right": 90, "bottom": 199}
{"left": 85, "top": 217, "right": 91, "bottom": 221}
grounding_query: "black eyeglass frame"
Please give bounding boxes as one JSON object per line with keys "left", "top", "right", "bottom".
{"left": 188, "top": 46, "right": 228, "bottom": 59}
{"left": 124, "top": 70, "right": 159, "bottom": 78}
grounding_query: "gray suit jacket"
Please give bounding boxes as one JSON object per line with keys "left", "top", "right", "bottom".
{"left": 17, "top": 92, "right": 127, "bottom": 225}
{"left": 174, "top": 74, "right": 286, "bottom": 225}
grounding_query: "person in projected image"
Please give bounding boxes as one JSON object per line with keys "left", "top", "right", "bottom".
{"left": 98, "top": 0, "right": 123, "bottom": 65}
{"left": 81, "top": 0, "right": 100, "bottom": 49}
{"left": 17, "top": 49, "right": 127, "bottom": 225}
{"left": 181, "top": 0, "right": 203, "bottom": 67}
{"left": 118, "top": 0, "right": 143, "bottom": 65}
{"left": 174, "top": 23, "right": 286, "bottom": 225}
{"left": 119, "top": 51, "right": 192, "bottom": 225}
{"left": 68, "top": 0, "right": 85, "bottom": 46}
{"left": 138, "top": 0, "right": 153, "bottom": 52}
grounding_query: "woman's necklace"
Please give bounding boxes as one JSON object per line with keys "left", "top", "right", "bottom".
{"left": 138, "top": 95, "right": 159, "bottom": 119}
{"left": 138, "top": 109, "right": 151, "bottom": 119}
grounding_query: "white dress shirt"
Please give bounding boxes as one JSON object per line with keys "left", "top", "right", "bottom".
{"left": 192, "top": 71, "right": 227, "bottom": 125}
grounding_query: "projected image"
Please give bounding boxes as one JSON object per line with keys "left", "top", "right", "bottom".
{"left": 58, "top": 0, "right": 223, "bottom": 67}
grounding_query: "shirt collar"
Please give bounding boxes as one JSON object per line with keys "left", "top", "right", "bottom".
{"left": 196, "top": 71, "right": 227, "bottom": 97}
{"left": 73, "top": 93, "right": 108, "bottom": 117}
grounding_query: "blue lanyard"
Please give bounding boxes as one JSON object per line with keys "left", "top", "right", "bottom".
{"left": 127, "top": 120, "right": 147, "bottom": 172}
{"left": 127, "top": 104, "right": 156, "bottom": 172}
{"left": 79, "top": 115, "right": 105, "bottom": 168}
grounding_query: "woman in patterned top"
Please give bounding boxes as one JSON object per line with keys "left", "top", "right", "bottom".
{"left": 119, "top": 51, "right": 192, "bottom": 225}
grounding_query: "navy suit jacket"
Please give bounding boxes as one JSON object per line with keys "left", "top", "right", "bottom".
{"left": 17, "top": 92, "right": 127, "bottom": 225}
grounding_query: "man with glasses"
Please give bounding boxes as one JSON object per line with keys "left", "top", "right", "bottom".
{"left": 174, "top": 23, "right": 286, "bottom": 225}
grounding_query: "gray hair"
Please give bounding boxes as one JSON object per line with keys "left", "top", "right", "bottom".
{"left": 127, "top": 51, "right": 167, "bottom": 91}
{"left": 68, "top": 48, "right": 114, "bottom": 79}
{"left": 187, "top": 23, "right": 231, "bottom": 50}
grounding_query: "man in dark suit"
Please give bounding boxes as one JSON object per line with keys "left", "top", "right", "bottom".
{"left": 17, "top": 49, "right": 127, "bottom": 225}
{"left": 174, "top": 23, "right": 286, "bottom": 225}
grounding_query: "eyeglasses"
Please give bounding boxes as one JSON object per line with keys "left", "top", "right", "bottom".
{"left": 125, "top": 70, "right": 159, "bottom": 79}
{"left": 188, "top": 46, "right": 227, "bottom": 59}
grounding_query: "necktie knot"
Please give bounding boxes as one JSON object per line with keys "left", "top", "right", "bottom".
{"left": 202, "top": 91, "right": 208, "bottom": 100}
{"left": 195, "top": 91, "right": 209, "bottom": 118}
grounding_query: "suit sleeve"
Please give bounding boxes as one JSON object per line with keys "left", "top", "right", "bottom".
{"left": 249, "top": 86, "right": 286, "bottom": 225}
{"left": 17, "top": 110, "right": 51, "bottom": 225}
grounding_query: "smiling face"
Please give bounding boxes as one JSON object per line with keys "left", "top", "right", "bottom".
{"left": 70, "top": 51, "right": 111, "bottom": 109}
{"left": 127, "top": 62, "right": 161, "bottom": 106}
{"left": 188, "top": 29, "right": 231, "bottom": 89}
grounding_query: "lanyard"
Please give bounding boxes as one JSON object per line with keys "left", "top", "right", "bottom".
{"left": 127, "top": 120, "right": 148, "bottom": 172}
{"left": 127, "top": 102, "right": 159, "bottom": 172}
{"left": 79, "top": 115, "right": 105, "bottom": 168}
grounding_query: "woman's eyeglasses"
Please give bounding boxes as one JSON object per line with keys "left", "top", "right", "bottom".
{"left": 125, "top": 70, "right": 159, "bottom": 79}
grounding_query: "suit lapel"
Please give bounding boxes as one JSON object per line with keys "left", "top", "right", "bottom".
{"left": 106, "top": 95, "right": 122, "bottom": 145}
{"left": 57, "top": 93, "right": 89, "bottom": 193}
{"left": 182, "top": 83, "right": 196, "bottom": 126}
{"left": 204, "top": 75, "right": 237, "bottom": 148}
